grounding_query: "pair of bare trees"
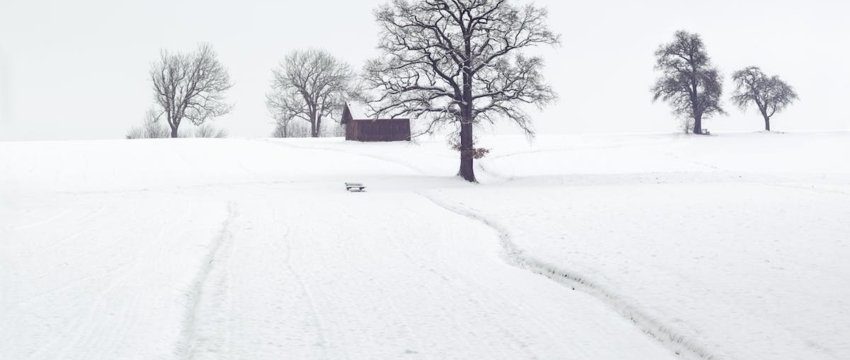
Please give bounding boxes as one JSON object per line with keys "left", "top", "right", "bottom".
{"left": 267, "top": 1, "right": 560, "bottom": 183}
{"left": 652, "top": 31, "right": 798, "bottom": 134}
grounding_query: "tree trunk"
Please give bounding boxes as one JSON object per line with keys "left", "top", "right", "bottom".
{"left": 690, "top": 69, "right": 701, "bottom": 135}
{"left": 458, "top": 120, "right": 476, "bottom": 182}
{"left": 310, "top": 110, "right": 319, "bottom": 138}
{"left": 458, "top": 37, "right": 476, "bottom": 183}
{"left": 171, "top": 126, "right": 178, "bottom": 138}
{"left": 764, "top": 116, "right": 771, "bottom": 131}
{"left": 693, "top": 114, "right": 703, "bottom": 135}
{"left": 316, "top": 115, "right": 323, "bottom": 138}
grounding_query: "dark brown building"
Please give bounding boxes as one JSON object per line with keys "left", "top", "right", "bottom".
{"left": 340, "top": 104, "right": 411, "bottom": 142}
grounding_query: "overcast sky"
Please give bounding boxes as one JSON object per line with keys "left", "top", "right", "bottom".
{"left": 1, "top": 0, "right": 848, "bottom": 141}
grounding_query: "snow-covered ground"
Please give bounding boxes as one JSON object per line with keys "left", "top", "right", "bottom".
{"left": 1, "top": 132, "right": 848, "bottom": 359}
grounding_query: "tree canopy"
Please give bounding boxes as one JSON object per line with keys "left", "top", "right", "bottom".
{"left": 363, "top": 0, "right": 559, "bottom": 182}
{"left": 652, "top": 31, "right": 725, "bottom": 134}
{"left": 731, "top": 66, "right": 798, "bottom": 131}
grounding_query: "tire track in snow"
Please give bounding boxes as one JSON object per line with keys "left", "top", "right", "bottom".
{"left": 281, "top": 226, "right": 329, "bottom": 354}
{"left": 420, "top": 192, "right": 720, "bottom": 360}
{"left": 15, "top": 208, "right": 74, "bottom": 231}
{"left": 266, "top": 136, "right": 714, "bottom": 358}
{"left": 176, "top": 202, "right": 237, "bottom": 360}
{"left": 22, "top": 205, "right": 188, "bottom": 360}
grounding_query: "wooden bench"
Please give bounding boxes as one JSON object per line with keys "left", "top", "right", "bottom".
{"left": 345, "top": 182, "right": 366, "bottom": 192}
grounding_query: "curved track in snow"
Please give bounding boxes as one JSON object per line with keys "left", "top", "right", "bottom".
{"left": 420, "top": 193, "right": 716, "bottom": 360}
{"left": 5, "top": 134, "right": 848, "bottom": 359}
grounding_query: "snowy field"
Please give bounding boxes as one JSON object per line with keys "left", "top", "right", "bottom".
{"left": 1, "top": 132, "right": 848, "bottom": 359}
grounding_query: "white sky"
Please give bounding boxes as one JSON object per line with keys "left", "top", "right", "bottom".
{"left": 1, "top": 0, "right": 848, "bottom": 141}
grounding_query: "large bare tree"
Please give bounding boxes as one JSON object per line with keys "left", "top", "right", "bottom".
{"left": 731, "top": 66, "right": 798, "bottom": 132}
{"left": 266, "top": 49, "right": 354, "bottom": 138}
{"left": 652, "top": 31, "right": 725, "bottom": 135}
{"left": 151, "top": 43, "right": 232, "bottom": 138}
{"left": 363, "top": 0, "right": 559, "bottom": 182}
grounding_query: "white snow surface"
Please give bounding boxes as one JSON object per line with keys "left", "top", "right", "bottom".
{"left": 1, "top": 132, "right": 848, "bottom": 359}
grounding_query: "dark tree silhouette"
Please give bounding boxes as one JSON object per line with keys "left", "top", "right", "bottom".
{"left": 731, "top": 67, "right": 798, "bottom": 131}
{"left": 363, "top": 0, "right": 559, "bottom": 182}
{"left": 266, "top": 49, "right": 354, "bottom": 138}
{"left": 150, "top": 43, "right": 232, "bottom": 138}
{"left": 652, "top": 31, "right": 725, "bottom": 135}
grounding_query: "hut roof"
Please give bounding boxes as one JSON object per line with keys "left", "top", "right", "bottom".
{"left": 341, "top": 103, "right": 410, "bottom": 123}
{"left": 341, "top": 103, "right": 354, "bottom": 124}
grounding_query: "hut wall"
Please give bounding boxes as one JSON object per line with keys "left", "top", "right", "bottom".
{"left": 345, "top": 119, "right": 411, "bottom": 142}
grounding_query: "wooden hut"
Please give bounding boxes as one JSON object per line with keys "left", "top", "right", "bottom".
{"left": 340, "top": 104, "right": 411, "bottom": 142}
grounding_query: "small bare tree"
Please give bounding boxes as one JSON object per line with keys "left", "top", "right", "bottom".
{"left": 271, "top": 123, "right": 288, "bottom": 138}
{"left": 266, "top": 49, "right": 354, "bottom": 138}
{"left": 271, "top": 120, "right": 340, "bottom": 138}
{"left": 363, "top": 0, "right": 559, "bottom": 182}
{"left": 268, "top": 107, "right": 296, "bottom": 138}
{"left": 126, "top": 108, "right": 170, "bottom": 139}
{"left": 142, "top": 108, "right": 169, "bottom": 138}
{"left": 652, "top": 31, "right": 725, "bottom": 135}
{"left": 194, "top": 123, "right": 228, "bottom": 138}
{"left": 731, "top": 67, "right": 798, "bottom": 132}
{"left": 151, "top": 43, "right": 232, "bottom": 138}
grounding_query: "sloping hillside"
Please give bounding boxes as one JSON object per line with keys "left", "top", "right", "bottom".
{"left": 1, "top": 132, "right": 848, "bottom": 360}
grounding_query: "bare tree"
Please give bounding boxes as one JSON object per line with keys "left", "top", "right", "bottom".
{"left": 266, "top": 49, "right": 354, "bottom": 138}
{"left": 363, "top": 0, "right": 559, "bottom": 182}
{"left": 151, "top": 43, "right": 232, "bottom": 138}
{"left": 268, "top": 108, "right": 295, "bottom": 138}
{"left": 194, "top": 123, "right": 228, "bottom": 138}
{"left": 652, "top": 31, "right": 725, "bottom": 135}
{"left": 731, "top": 67, "right": 798, "bottom": 132}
